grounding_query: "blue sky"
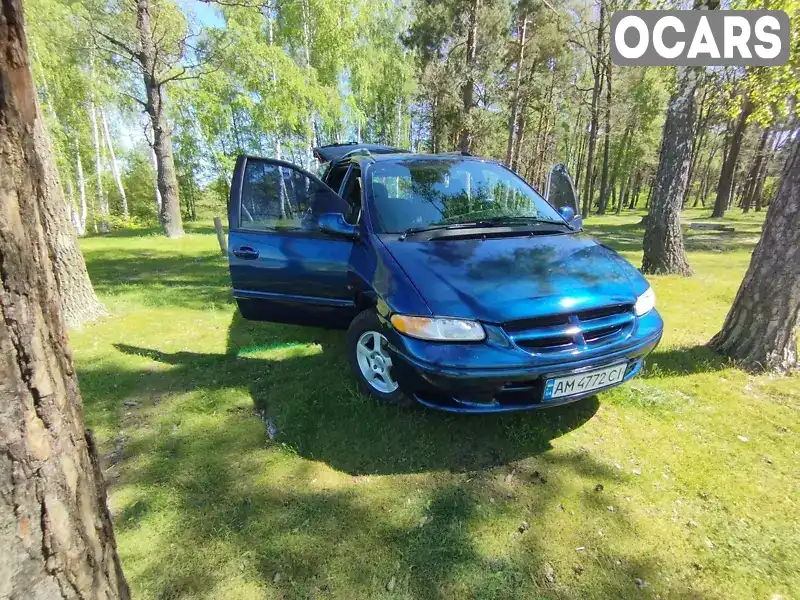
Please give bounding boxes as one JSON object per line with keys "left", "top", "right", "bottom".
{"left": 178, "top": 0, "right": 225, "bottom": 29}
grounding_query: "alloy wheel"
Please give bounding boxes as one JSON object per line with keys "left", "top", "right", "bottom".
{"left": 356, "top": 330, "right": 398, "bottom": 393}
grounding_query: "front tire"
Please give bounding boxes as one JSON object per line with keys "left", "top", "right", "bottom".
{"left": 347, "top": 309, "right": 415, "bottom": 407}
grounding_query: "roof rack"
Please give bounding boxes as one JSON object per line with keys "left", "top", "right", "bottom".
{"left": 339, "top": 148, "right": 374, "bottom": 161}
{"left": 435, "top": 151, "right": 475, "bottom": 157}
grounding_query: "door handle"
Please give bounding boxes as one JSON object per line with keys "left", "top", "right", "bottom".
{"left": 233, "top": 246, "right": 259, "bottom": 260}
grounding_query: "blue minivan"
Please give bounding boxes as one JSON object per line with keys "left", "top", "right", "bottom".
{"left": 226, "top": 143, "right": 663, "bottom": 413}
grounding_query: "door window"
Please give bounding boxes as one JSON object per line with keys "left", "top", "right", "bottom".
{"left": 238, "top": 159, "right": 348, "bottom": 231}
{"left": 340, "top": 165, "right": 363, "bottom": 224}
{"left": 545, "top": 164, "right": 580, "bottom": 215}
{"left": 325, "top": 165, "right": 350, "bottom": 195}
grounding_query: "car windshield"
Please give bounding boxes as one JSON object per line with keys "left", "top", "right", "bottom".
{"left": 368, "top": 158, "right": 563, "bottom": 234}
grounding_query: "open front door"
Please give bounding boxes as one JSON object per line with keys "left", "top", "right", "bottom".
{"left": 227, "top": 156, "right": 358, "bottom": 326}
{"left": 544, "top": 164, "right": 582, "bottom": 229}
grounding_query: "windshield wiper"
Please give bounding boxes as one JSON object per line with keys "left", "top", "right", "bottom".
{"left": 480, "top": 216, "right": 566, "bottom": 226}
{"left": 398, "top": 217, "right": 567, "bottom": 240}
{"left": 398, "top": 221, "right": 491, "bottom": 240}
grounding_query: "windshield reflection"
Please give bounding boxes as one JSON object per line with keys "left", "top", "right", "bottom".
{"left": 369, "top": 159, "right": 562, "bottom": 233}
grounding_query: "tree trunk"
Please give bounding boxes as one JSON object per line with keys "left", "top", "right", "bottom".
{"left": 753, "top": 131, "right": 775, "bottom": 212}
{"left": 88, "top": 99, "right": 108, "bottom": 233}
{"left": 684, "top": 85, "right": 709, "bottom": 206}
{"left": 575, "top": 119, "right": 588, "bottom": 191}
{"left": 608, "top": 116, "right": 634, "bottom": 205}
{"left": 712, "top": 94, "right": 753, "bottom": 218}
{"left": 0, "top": 2, "right": 129, "bottom": 597}
{"left": 459, "top": 0, "right": 480, "bottom": 153}
{"left": 100, "top": 108, "right": 127, "bottom": 218}
{"left": 149, "top": 146, "right": 163, "bottom": 218}
{"left": 693, "top": 134, "right": 718, "bottom": 208}
{"left": 513, "top": 109, "right": 527, "bottom": 173}
{"left": 74, "top": 138, "right": 88, "bottom": 236}
{"left": 505, "top": 15, "right": 527, "bottom": 167}
{"left": 644, "top": 172, "right": 654, "bottom": 209}
{"left": 136, "top": 0, "right": 183, "bottom": 238}
{"left": 581, "top": 0, "right": 605, "bottom": 216}
{"left": 641, "top": 64, "right": 696, "bottom": 276}
{"left": 33, "top": 102, "right": 106, "bottom": 328}
{"left": 741, "top": 127, "right": 769, "bottom": 213}
{"left": 597, "top": 58, "right": 612, "bottom": 214}
{"left": 709, "top": 137, "right": 800, "bottom": 372}
{"left": 630, "top": 169, "right": 642, "bottom": 208}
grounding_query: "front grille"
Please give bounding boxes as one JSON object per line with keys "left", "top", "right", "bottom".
{"left": 505, "top": 303, "right": 634, "bottom": 353}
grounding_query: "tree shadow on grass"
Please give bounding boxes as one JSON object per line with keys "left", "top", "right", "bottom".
{"left": 108, "top": 311, "right": 600, "bottom": 476}
{"left": 79, "top": 312, "right": 710, "bottom": 599}
{"left": 584, "top": 219, "right": 762, "bottom": 255}
{"left": 110, "top": 409, "right": 706, "bottom": 600}
{"left": 642, "top": 344, "right": 730, "bottom": 378}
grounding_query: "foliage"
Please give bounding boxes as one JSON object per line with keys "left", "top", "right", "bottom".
{"left": 26, "top": 0, "right": 798, "bottom": 230}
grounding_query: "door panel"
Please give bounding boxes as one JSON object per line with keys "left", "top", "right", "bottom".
{"left": 228, "top": 156, "right": 357, "bottom": 326}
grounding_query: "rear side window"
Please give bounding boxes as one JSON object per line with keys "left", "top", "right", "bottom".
{"left": 239, "top": 159, "right": 348, "bottom": 231}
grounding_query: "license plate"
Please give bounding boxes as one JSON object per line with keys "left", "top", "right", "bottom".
{"left": 544, "top": 363, "right": 627, "bottom": 400}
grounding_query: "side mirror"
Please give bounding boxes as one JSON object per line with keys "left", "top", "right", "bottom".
{"left": 559, "top": 205, "right": 575, "bottom": 222}
{"left": 558, "top": 205, "right": 583, "bottom": 230}
{"left": 318, "top": 213, "right": 358, "bottom": 239}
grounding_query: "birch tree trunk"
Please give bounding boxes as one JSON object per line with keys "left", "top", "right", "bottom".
{"left": 136, "top": 0, "right": 184, "bottom": 238}
{"left": 1, "top": 3, "right": 128, "bottom": 598}
{"left": 100, "top": 108, "right": 127, "bottom": 218}
{"left": 709, "top": 137, "right": 800, "bottom": 372}
{"left": 89, "top": 99, "right": 109, "bottom": 233}
{"left": 149, "top": 146, "right": 163, "bottom": 218}
{"left": 75, "top": 138, "right": 88, "bottom": 237}
{"left": 641, "top": 64, "right": 696, "bottom": 276}
{"left": 300, "top": 0, "right": 317, "bottom": 171}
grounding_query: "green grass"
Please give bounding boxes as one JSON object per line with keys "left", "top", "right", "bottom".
{"left": 72, "top": 211, "right": 799, "bottom": 600}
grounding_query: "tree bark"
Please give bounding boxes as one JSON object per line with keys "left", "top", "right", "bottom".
{"left": 709, "top": 137, "right": 800, "bottom": 372}
{"left": 641, "top": 64, "right": 696, "bottom": 276}
{"left": 33, "top": 103, "right": 106, "bottom": 328}
{"left": 458, "top": 0, "right": 480, "bottom": 153}
{"left": 753, "top": 131, "right": 775, "bottom": 212}
{"left": 0, "top": 2, "right": 129, "bottom": 597}
{"left": 136, "top": 0, "right": 184, "bottom": 238}
{"left": 712, "top": 94, "right": 753, "bottom": 218}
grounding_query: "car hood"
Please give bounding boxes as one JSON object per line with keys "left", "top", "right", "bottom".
{"left": 380, "top": 233, "right": 648, "bottom": 323}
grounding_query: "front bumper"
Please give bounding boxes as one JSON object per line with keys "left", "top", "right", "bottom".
{"left": 385, "top": 311, "right": 663, "bottom": 413}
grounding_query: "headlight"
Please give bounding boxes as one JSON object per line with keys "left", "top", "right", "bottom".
{"left": 634, "top": 287, "right": 656, "bottom": 316}
{"left": 390, "top": 315, "right": 485, "bottom": 341}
